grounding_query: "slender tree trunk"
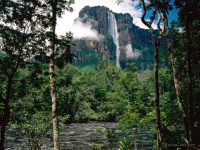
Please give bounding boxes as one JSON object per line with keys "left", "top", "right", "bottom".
{"left": 162, "top": 12, "right": 190, "bottom": 142}
{"left": 140, "top": 1, "right": 162, "bottom": 148}
{"left": 185, "top": 0, "right": 195, "bottom": 144}
{"left": 50, "top": 54, "right": 60, "bottom": 150}
{"left": 0, "top": 77, "right": 13, "bottom": 150}
{"left": 154, "top": 44, "right": 162, "bottom": 150}
{"left": 50, "top": 0, "right": 60, "bottom": 150}
{"left": 150, "top": 28, "right": 162, "bottom": 150}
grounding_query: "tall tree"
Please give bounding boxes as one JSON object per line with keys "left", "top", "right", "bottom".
{"left": 159, "top": 0, "right": 190, "bottom": 143}
{"left": 0, "top": 1, "right": 47, "bottom": 149}
{"left": 185, "top": 0, "right": 194, "bottom": 144}
{"left": 0, "top": 1, "right": 74, "bottom": 149}
{"left": 47, "top": 0, "right": 74, "bottom": 149}
{"left": 117, "top": 0, "right": 164, "bottom": 149}
{"left": 139, "top": 1, "right": 164, "bottom": 149}
{"left": 174, "top": 0, "right": 200, "bottom": 144}
{"left": 50, "top": 0, "right": 60, "bottom": 149}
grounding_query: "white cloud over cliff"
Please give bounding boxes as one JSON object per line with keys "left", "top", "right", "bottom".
{"left": 71, "top": 15, "right": 103, "bottom": 41}
{"left": 56, "top": 0, "right": 147, "bottom": 37}
{"left": 125, "top": 44, "right": 141, "bottom": 59}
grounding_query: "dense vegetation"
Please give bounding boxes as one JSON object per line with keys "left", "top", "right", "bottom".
{"left": 0, "top": 0, "right": 199, "bottom": 149}
{"left": 1, "top": 59, "right": 199, "bottom": 149}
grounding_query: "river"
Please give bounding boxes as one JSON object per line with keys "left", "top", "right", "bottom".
{"left": 5, "top": 122, "right": 153, "bottom": 150}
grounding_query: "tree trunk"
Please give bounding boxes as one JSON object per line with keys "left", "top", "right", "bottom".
{"left": 185, "top": 0, "right": 195, "bottom": 144}
{"left": 140, "top": 1, "right": 162, "bottom": 148}
{"left": 162, "top": 11, "right": 190, "bottom": 142}
{"left": 50, "top": 0, "right": 60, "bottom": 150}
{"left": 0, "top": 77, "right": 13, "bottom": 150}
{"left": 154, "top": 44, "right": 162, "bottom": 150}
{"left": 150, "top": 28, "right": 162, "bottom": 150}
{"left": 49, "top": 57, "right": 60, "bottom": 150}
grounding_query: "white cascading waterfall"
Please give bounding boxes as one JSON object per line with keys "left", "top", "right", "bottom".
{"left": 108, "top": 12, "right": 120, "bottom": 68}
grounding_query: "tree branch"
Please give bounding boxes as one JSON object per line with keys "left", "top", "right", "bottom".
{"left": 0, "top": 58, "right": 10, "bottom": 77}
{"left": 150, "top": 10, "right": 157, "bottom": 26}
{"left": 141, "top": 0, "right": 151, "bottom": 28}
{"left": 157, "top": 13, "right": 164, "bottom": 46}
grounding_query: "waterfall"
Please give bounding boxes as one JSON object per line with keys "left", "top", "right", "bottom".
{"left": 108, "top": 12, "right": 120, "bottom": 68}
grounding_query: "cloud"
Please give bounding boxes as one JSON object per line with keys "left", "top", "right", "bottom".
{"left": 125, "top": 44, "right": 141, "bottom": 59}
{"left": 56, "top": 0, "right": 147, "bottom": 36}
{"left": 71, "top": 14, "right": 103, "bottom": 41}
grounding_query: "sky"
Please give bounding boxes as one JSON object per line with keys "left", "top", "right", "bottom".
{"left": 56, "top": 0, "right": 178, "bottom": 39}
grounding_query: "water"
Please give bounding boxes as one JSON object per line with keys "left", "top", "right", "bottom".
{"left": 108, "top": 12, "right": 121, "bottom": 68}
{"left": 5, "top": 122, "right": 153, "bottom": 150}
{"left": 5, "top": 122, "right": 119, "bottom": 150}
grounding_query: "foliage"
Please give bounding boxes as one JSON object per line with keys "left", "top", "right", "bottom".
{"left": 8, "top": 63, "right": 51, "bottom": 149}
{"left": 92, "top": 143, "right": 102, "bottom": 150}
{"left": 10, "top": 113, "right": 51, "bottom": 150}
{"left": 118, "top": 137, "right": 132, "bottom": 150}
{"left": 0, "top": 48, "right": 199, "bottom": 149}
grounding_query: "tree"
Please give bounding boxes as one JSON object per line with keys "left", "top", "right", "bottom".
{"left": 47, "top": 0, "right": 74, "bottom": 149}
{"left": 174, "top": 0, "right": 200, "bottom": 144}
{"left": 140, "top": 1, "right": 164, "bottom": 149}
{"left": 173, "top": 0, "right": 200, "bottom": 145}
{"left": 159, "top": 1, "right": 190, "bottom": 143}
{"left": 185, "top": 0, "right": 194, "bottom": 144}
{"left": 120, "top": 0, "right": 195, "bottom": 145}
{"left": 9, "top": 63, "right": 52, "bottom": 150}
{"left": 49, "top": 1, "right": 60, "bottom": 149}
{"left": 0, "top": 1, "right": 74, "bottom": 149}
{"left": 117, "top": 0, "right": 164, "bottom": 149}
{"left": 0, "top": 1, "right": 47, "bottom": 148}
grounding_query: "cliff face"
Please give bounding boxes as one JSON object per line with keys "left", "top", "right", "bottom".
{"left": 72, "top": 6, "right": 155, "bottom": 69}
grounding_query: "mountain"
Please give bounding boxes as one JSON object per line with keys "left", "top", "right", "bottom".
{"left": 72, "top": 6, "right": 156, "bottom": 69}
